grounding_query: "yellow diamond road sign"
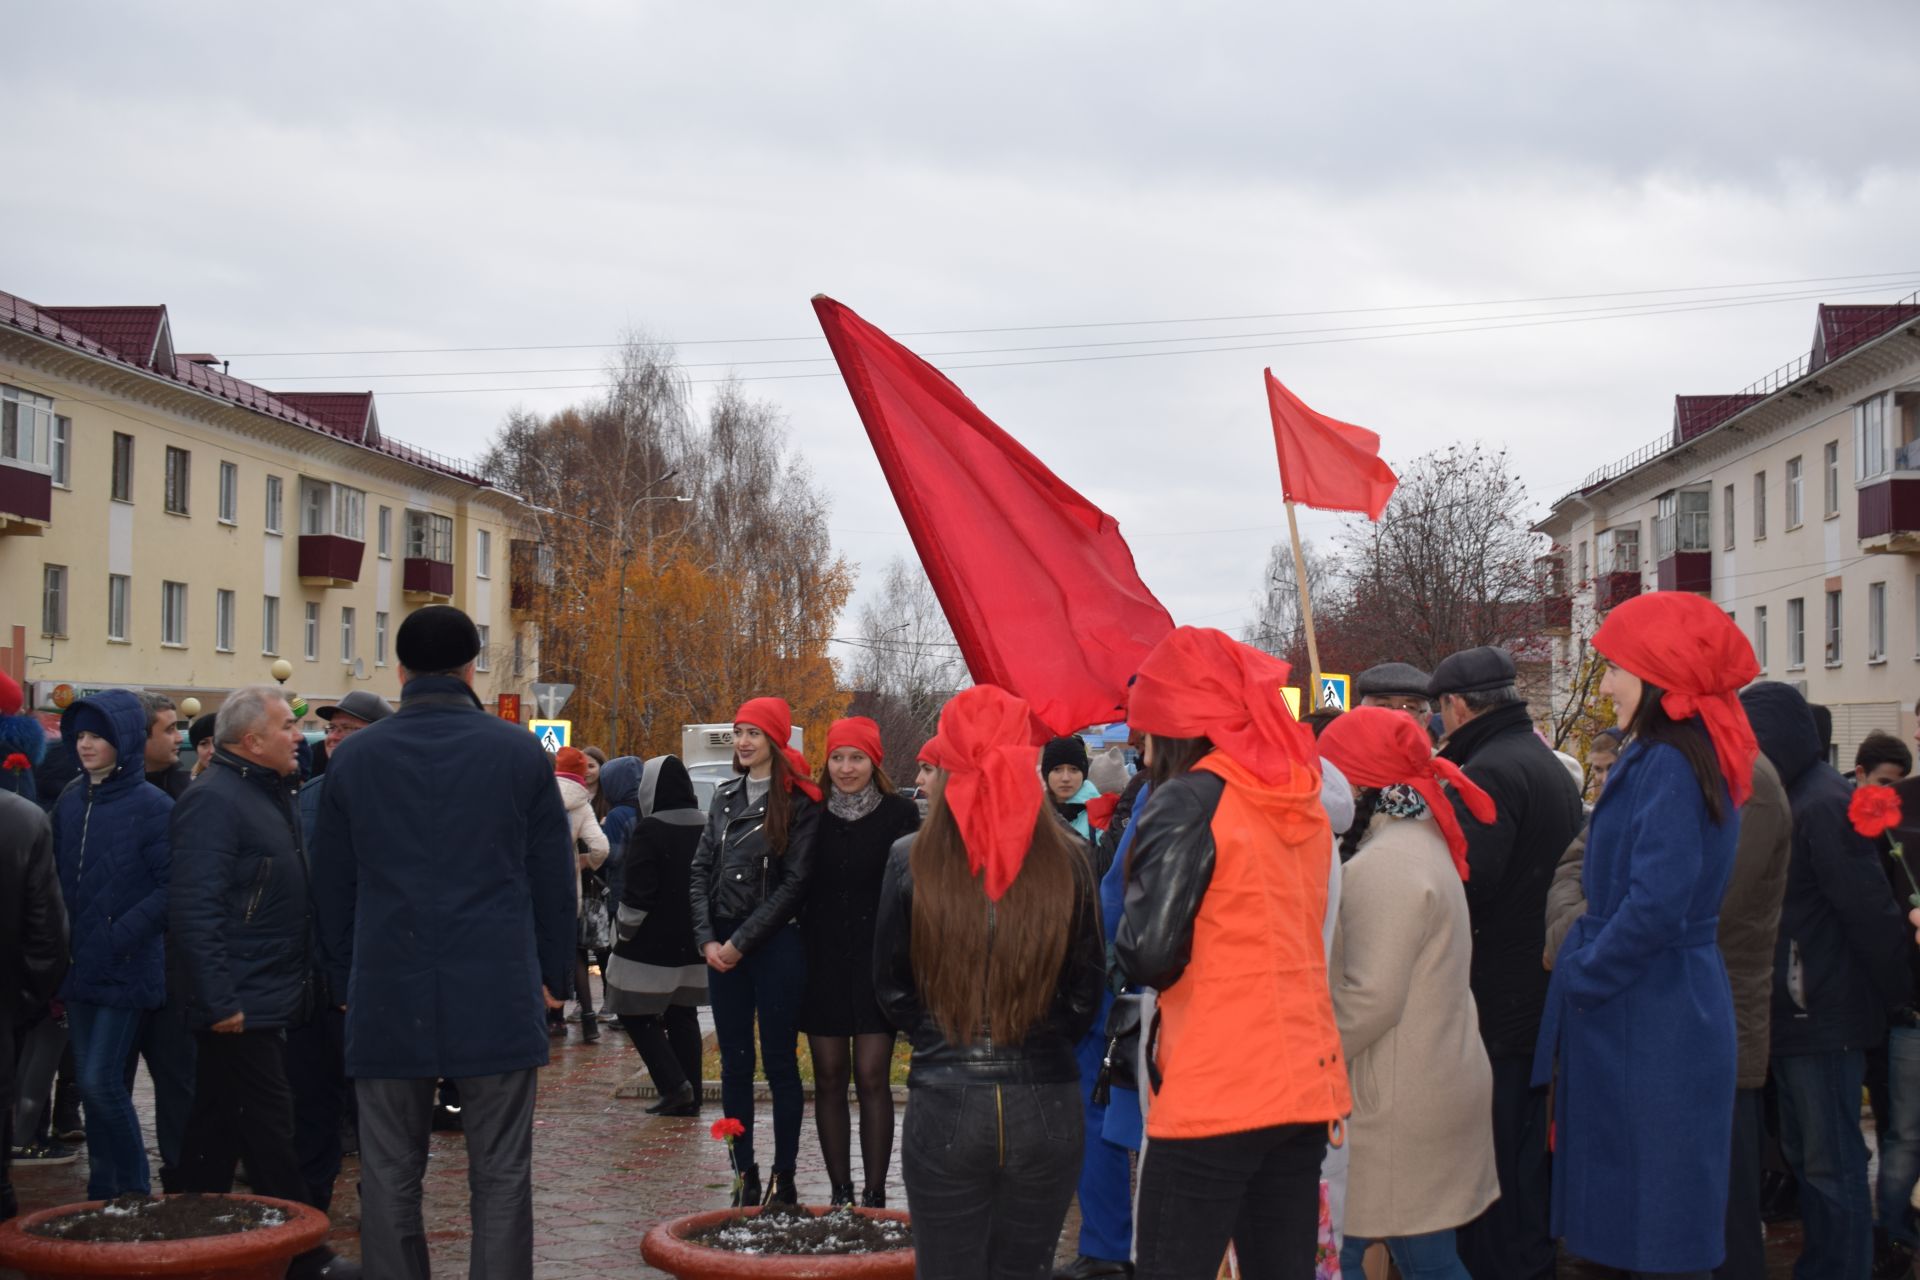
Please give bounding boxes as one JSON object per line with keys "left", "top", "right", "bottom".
{"left": 530, "top": 719, "right": 572, "bottom": 753}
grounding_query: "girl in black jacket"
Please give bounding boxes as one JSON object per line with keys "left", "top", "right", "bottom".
{"left": 798, "top": 717, "right": 920, "bottom": 1207}
{"left": 688, "top": 698, "right": 821, "bottom": 1207}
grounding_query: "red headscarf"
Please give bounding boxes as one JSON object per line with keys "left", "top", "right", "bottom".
{"left": 825, "top": 716, "right": 885, "bottom": 765}
{"left": 1127, "top": 627, "right": 1318, "bottom": 787}
{"left": 1318, "top": 707, "right": 1495, "bottom": 880}
{"left": 919, "top": 686, "right": 1045, "bottom": 901}
{"left": 1592, "top": 593, "right": 1760, "bottom": 807}
{"left": 733, "top": 697, "right": 824, "bottom": 802}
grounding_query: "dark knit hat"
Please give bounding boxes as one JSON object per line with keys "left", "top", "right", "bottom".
{"left": 395, "top": 605, "right": 482, "bottom": 673}
{"left": 1041, "top": 735, "right": 1090, "bottom": 777}
{"left": 66, "top": 702, "right": 114, "bottom": 745}
{"left": 188, "top": 713, "right": 217, "bottom": 748}
{"left": 1356, "top": 662, "right": 1432, "bottom": 700}
{"left": 1427, "top": 646, "right": 1518, "bottom": 698}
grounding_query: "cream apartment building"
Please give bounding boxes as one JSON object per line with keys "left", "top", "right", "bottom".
{"left": 1536, "top": 296, "right": 1920, "bottom": 767}
{"left": 0, "top": 289, "right": 544, "bottom": 725}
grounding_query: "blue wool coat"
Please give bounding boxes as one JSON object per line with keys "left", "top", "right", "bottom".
{"left": 1535, "top": 738, "right": 1739, "bottom": 1273}
{"left": 53, "top": 689, "right": 174, "bottom": 1010}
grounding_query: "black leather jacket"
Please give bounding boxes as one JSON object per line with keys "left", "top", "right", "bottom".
{"left": 873, "top": 835, "right": 1106, "bottom": 1086}
{"left": 1114, "top": 772, "right": 1226, "bottom": 990}
{"left": 689, "top": 774, "right": 819, "bottom": 956}
{"left": 0, "top": 790, "right": 69, "bottom": 1028}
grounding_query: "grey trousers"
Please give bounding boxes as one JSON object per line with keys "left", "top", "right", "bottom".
{"left": 356, "top": 1069, "right": 537, "bottom": 1280}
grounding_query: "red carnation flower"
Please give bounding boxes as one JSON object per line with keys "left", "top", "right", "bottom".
{"left": 2, "top": 753, "right": 29, "bottom": 772}
{"left": 1850, "top": 784, "right": 1903, "bottom": 839}
{"left": 710, "top": 1117, "right": 745, "bottom": 1142}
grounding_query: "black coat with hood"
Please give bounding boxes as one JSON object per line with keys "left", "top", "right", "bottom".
{"left": 1740, "top": 681, "right": 1909, "bottom": 1056}
{"left": 616, "top": 756, "right": 707, "bottom": 970}
{"left": 0, "top": 789, "right": 68, "bottom": 1030}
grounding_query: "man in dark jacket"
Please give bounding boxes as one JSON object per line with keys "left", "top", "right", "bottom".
{"left": 314, "top": 606, "right": 575, "bottom": 1280}
{"left": 1430, "top": 645, "right": 1582, "bottom": 1280}
{"left": 133, "top": 694, "right": 199, "bottom": 1191}
{"left": 1, "top": 789, "right": 69, "bottom": 1220}
{"left": 1742, "top": 682, "right": 1908, "bottom": 1280}
{"left": 170, "top": 684, "right": 355, "bottom": 1279}
{"left": 140, "top": 693, "right": 193, "bottom": 800}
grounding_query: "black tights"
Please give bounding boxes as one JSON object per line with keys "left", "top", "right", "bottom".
{"left": 809, "top": 1033, "right": 896, "bottom": 1193}
{"left": 619, "top": 1007, "right": 703, "bottom": 1096}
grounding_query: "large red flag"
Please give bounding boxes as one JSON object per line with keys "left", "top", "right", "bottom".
{"left": 814, "top": 296, "right": 1174, "bottom": 738}
{"left": 1265, "top": 369, "right": 1398, "bottom": 519}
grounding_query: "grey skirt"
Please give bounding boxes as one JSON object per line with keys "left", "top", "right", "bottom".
{"left": 603, "top": 954, "right": 709, "bottom": 1017}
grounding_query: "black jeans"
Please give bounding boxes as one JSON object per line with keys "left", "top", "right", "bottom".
{"left": 1456, "top": 1054, "right": 1555, "bottom": 1280}
{"left": 1134, "top": 1120, "right": 1327, "bottom": 1280}
{"left": 708, "top": 921, "right": 805, "bottom": 1173}
{"left": 175, "top": 1028, "right": 312, "bottom": 1206}
{"left": 286, "top": 1005, "right": 351, "bottom": 1211}
{"left": 901, "top": 1081, "right": 1083, "bottom": 1280}
{"left": 619, "top": 1006, "right": 702, "bottom": 1097}
{"left": 1717, "top": 1087, "right": 1764, "bottom": 1280}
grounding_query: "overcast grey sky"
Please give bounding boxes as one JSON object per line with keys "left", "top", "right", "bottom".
{"left": 10, "top": 0, "right": 1920, "bottom": 649}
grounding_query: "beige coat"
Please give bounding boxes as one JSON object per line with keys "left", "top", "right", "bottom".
{"left": 1332, "top": 812, "right": 1499, "bottom": 1240}
{"left": 558, "top": 776, "right": 608, "bottom": 909}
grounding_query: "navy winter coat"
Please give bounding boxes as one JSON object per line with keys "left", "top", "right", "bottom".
{"left": 53, "top": 689, "right": 173, "bottom": 1010}
{"left": 597, "top": 756, "right": 643, "bottom": 910}
{"left": 1741, "top": 681, "right": 1909, "bottom": 1055}
{"left": 169, "top": 748, "right": 312, "bottom": 1030}
{"left": 312, "top": 676, "right": 577, "bottom": 1080}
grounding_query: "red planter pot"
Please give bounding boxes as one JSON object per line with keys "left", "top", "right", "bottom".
{"left": 640, "top": 1206, "right": 914, "bottom": 1280}
{"left": 0, "top": 1195, "right": 331, "bottom": 1279}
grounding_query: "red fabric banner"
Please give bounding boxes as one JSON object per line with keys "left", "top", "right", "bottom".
{"left": 814, "top": 296, "right": 1174, "bottom": 739}
{"left": 1264, "top": 369, "right": 1398, "bottom": 520}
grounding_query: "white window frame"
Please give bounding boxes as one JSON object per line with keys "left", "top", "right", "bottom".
{"left": 1825, "top": 588, "right": 1843, "bottom": 666}
{"left": 341, "top": 606, "right": 356, "bottom": 664}
{"left": 215, "top": 588, "right": 235, "bottom": 653}
{"left": 1824, "top": 441, "right": 1841, "bottom": 518}
{"left": 108, "top": 574, "right": 130, "bottom": 642}
{"left": 375, "top": 610, "right": 389, "bottom": 667}
{"left": 1575, "top": 540, "right": 1588, "bottom": 586}
{"left": 1787, "top": 596, "right": 1805, "bottom": 668}
{"left": 1785, "top": 456, "right": 1803, "bottom": 529}
{"left": 475, "top": 623, "right": 491, "bottom": 672}
{"left": 264, "top": 475, "right": 283, "bottom": 534}
{"left": 164, "top": 446, "right": 190, "bottom": 515}
{"left": 377, "top": 506, "right": 392, "bottom": 559}
{"left": 110, "top": 432, "right": 133, "bottom": 502}
{"left": 41, "top": 564, "right": 67, "bottom": 637}
{"left": 477, "top": 529, "right": 492, "bottom": 578}
{"left": 0, "top": 384, "right": 56, "bottom": 473}
{"left": 1869, "top": 581, "right": 1887, "bottom": 662}
{"left": 298, "top": 479, "right": 366, "bottom": 539}
{"left": 406, "top": 510, "right": 454, "bottom": 562}
{"left": 334, "top": 485, "right": 365, "bottom": 540}
{"left": 304, "top": 601, "right": 320, "bottom": 662}
{"left": 51, "top": 414, "right": 70, "bottom": 488}
{"left": 218, "top": 460, "right": 238, "bottom": 525}
{"left": 1857, "top": 393, "right": 1894, "bottom": 482}
{"left": 1754, "top": 471, "right": 1767, "bottom": 539}
{"left": 1723, "top": 483, "right": 1735, "bottom": 550}
{"left": 162, "top": 581, "right": 188, "bottom": 647}
{"left": 263, "top": 595, "right": 280, "bottom": 656}
{"left": 1753, "top": 604, "right": 1767, "bottom": 671}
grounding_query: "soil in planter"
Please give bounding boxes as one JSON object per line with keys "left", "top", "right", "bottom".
{"left": 685, "top": 1204, "right": 912, "bottom": 1255}
{"left": 26, "top": 1194, "right": 290, "bottom": 1243}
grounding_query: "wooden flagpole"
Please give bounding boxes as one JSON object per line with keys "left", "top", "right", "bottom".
{"left": 1283, "top": 498, "right": 1324, "bottom": 704}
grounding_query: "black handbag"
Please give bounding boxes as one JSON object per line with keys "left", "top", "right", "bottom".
{"left": 1092, "top": 992, "right": 1161, "bottom": 1106}
{"left": 577, "top": 864, "right": 613, "bottom": 951}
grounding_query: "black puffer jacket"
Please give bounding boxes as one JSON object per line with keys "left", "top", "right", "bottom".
{"left": 1741, "top": 681, "right": 1909, "bottom": 1056}
{"left": 689, "top": 773, "right": 820, "bottom": 956}
{"left": 169, "top": 748, "right": 313, "bottom": 1030}
{"left": 1437, "top": 700, "right": 1584, "bottom": 1057}
{"left": 0, "top": 790, "right": 68, "bottom": 1028}
{"left": 873, "top": 834, "right": 1105, "bottom": 1086}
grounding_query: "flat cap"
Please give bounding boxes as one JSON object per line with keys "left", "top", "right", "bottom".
{"left": 1427, "top": 646, "right": 1518, "bottom": 698}
{"left": 318, "top": 690, "right": 395, "bottom": 724}
{"left": 1355, "top": 662, "right": 1432, "bottom": 700}
{"left": 395, "top": 605, "right": 482, "bottom": 673}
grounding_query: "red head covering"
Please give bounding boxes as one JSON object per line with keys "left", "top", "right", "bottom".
{"left": 916, "top": 739, "right": 936, "bottom": 764}
{"left": 733, "top": 697, "right": 824, "bottom": 802}
{"left": 1318, "top": 707, "right": 1495, "bottom": 879}
{"left": 552, "top": 746, "right": 589, "bottom": 784}
{"left": 825, "top": 716, "right": 884, "bottom": 765}
{"left": 1127, "top": 627, "right": 1318, "bottom": 787}
{"left": 1592, "top": 593, "right": 1760, "bottom": 808}
{"left": 920, "top": 686, "right": 1045, "bottom": 901}
{"left": 0, "top": 670, "right": 22, "bottom": 717}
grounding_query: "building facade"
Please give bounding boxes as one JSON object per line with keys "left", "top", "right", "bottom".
{"left": 0, "top": 290, "right": 543, "bottom": 725}
{"left": 1536, "top": 295, "right": 1920, "bottom": 767}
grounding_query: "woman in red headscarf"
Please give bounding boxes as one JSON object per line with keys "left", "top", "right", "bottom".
{"left": 874, "top": 686, "right": 1105, "bottom": 1278}
{"left": 797, "top": 716, "right": 920, "bottom": 1208}
{"left": 1115, "top": 626, "right": 1351, "bottom": 1279}
{"left": 689, "top": 696, "right": 822, "bottom": 1207}
{"left": 1532, "top": 592, "right": 1756, "bottom": 1278}
{"left": 1319, "top": 708, "right": 1499, "bottom": 1279}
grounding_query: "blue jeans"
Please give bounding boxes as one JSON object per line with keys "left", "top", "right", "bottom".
{"left": 1773, "top": 1049, "right": 1872, "bottom": 1280}
{"left": 1072, "top": 1019, "right": 1132, "bottom": 1261}
{"left": 1880, "top": 1027, "right": 1920, "bottom": 1248}
{"left": 67, "top": 1001, "right": 151, "bottom": 1199}
{"left": 708, "top": 922, "right": 805, "bottom": 1173}
{"left": 1341, "top": 1229, "right": 1470, "bottom": 1280}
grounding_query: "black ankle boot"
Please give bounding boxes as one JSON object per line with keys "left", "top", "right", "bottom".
{"left": 829, "top": 1181, "right": 855, "bottom": 1206}
{"left": 767, "top": 1170, "right": 798, "bottom": 1205}
{"left": 646, "top": 1082, "right": 699, "bottom": 1116}
{"left": 581, "top": 1013, "right": 599, "bottom": 1043}
{"left": 732, "top": 1163, "right": 761, "bottom": 1208}
{"left": 860, "top": 1186, "right": 886, "bottom": 1209}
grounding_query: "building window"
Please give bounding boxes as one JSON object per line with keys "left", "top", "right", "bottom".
{"left": 1825, "top": 588, "right": 1843, "bottom": 665}
{"left": 1857, "top": 393, "right": 1894, "bottom": 481}
{"left": 1655, "top": 490, "right": 1709, "bottom": 557}
{"left": 215, "top": 589, "right": 235, "bottom": 653}
{"left": 263, "top": 595, "right": 280, "bottom": 655}
{"left": 1870, "top": 582, "right": 1887, "bottom": 661}
{"left": 341, "top": 607, "right": 357, "bottom": 664}
{"left": 406, "top": 510, "right": 454, "bottom": 562}
{"left": 108, "top": 574, "right": 130, "bottom": 642}
{"left": 265, "top": 475, "right": 283, "bottom": 533}
{"left": 51, "top": 415, "right": 70, "bottom": 487}
{"left": 1575, "top": 541, "right": 1588, "bottom": 586}
{"left": 1723, "top": 483, "right": 1735, "bottom": 550}
{"left": 111, "top": 432, "right": 134, "bottom": 501}
{"left": 475, "top": 624, "right": 491, "bottom": 672}
{"left": 1754, "top": 605, "right": 1768, "bottom": 670}
{"left": 378, "top": 506, "right": 392, "bottom": 558}
{"left": 41, "top": 564, "right": 67, "bottom": 637}
{"left": 218, "top": 460, "right": 238, "bottom": 524}
{"left": 1785, "top": 457, "right": 1803, "bottom": 529}
{"left": 299, "top": 479, "right": 366, "bottom": 538}
{"left": 375, "top": 611, "right": 389, "bottom": 666}
{"left": 1598, "top": 526, "right": 1639, "bottom": 573}
{"left": 1754, "top": 472, "right": 1767, "bottom": 539}
{"left": 163, "top": 446, "right": 191, "bottom": 514}
{"left": 162, "top": 581, "right": 188, "bottom": 646}
{"left": 304, "top": 602, "right": 320, "bottom": 661}
{"left": 477, "top": 529, "right": 492, "bottom": 578}
{"left": 1787, "top": 596, "right": 1805, "bottom": 668}
{"left": 512, "top": 630, "right": 524, "bottom": 677}
{"left": 0, "top": 384, "right": 56, "bottom": 472}
{"left": 1825, "top": 441, "right": 1841, "bottom": 518}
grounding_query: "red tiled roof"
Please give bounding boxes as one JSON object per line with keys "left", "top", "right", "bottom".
{"left": 40, "top": 306, "right": 169, "bottom": 368}
{"left": 1673, "top": 393, "right": 1767, "bottom": 443}
{"left": 1812, "top": 303, "right": 1920, "bottom": 371}
{"left": 279, "top": 392, "right": 375, "bottom": 444}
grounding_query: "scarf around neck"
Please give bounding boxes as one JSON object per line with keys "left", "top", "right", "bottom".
{"left": 828, "top": 781, "right": 883, "bottom": 823}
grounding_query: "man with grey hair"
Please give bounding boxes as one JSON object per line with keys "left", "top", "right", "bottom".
{"left": 1428, "top": 646, "right": 1583, "bottom": 1280}
{"left": 170, "top": 684, "right": 357, "bottom": 1278}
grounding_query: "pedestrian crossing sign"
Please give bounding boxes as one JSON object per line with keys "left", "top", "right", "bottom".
{"left": 530, "top": 719, "right": 571, "bottom": 753}
{"left": 1317, "top": 674, "right": 1351, "bottom": 712}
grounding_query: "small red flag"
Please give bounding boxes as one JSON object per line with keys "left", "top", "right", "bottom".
{"left": 1265, "top": 369, "right": 1398, "bottom": 520}
{"left": 814, "top": 296, "right": 1174, "bottom": 739}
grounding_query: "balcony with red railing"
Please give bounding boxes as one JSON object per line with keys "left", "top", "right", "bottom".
{"left": 0, "top": 460, "right": 52, "bottom": 535}
{"left": 298, "top": 534, "right": 364, "bottom": 587}
{"left": 403, "top": 557, "right": 455, "bottom": 602}
{"left": 1858, "top": 438, "right": 1920, "bottom": 554}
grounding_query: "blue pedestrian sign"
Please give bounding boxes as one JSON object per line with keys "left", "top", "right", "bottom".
{"left": 530, "top": 719, "right": 572, "bottom": 753}
{"left": 1317, "top": 673, "right": 1352, "bottom": 712}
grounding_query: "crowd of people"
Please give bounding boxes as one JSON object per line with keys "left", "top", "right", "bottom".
{"left": 5, "top": 589, "right": 1920, "bottom": 1280}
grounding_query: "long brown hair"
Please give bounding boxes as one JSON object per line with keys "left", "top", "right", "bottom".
{"left": 909, "top": 782, "right": 1086, "bottom": 1047}
{"left": 1146, "top": 733, "right": 1214, "bottom": 787}
{"left": 737, "top": 744, "right": 798, "bottom": 854}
